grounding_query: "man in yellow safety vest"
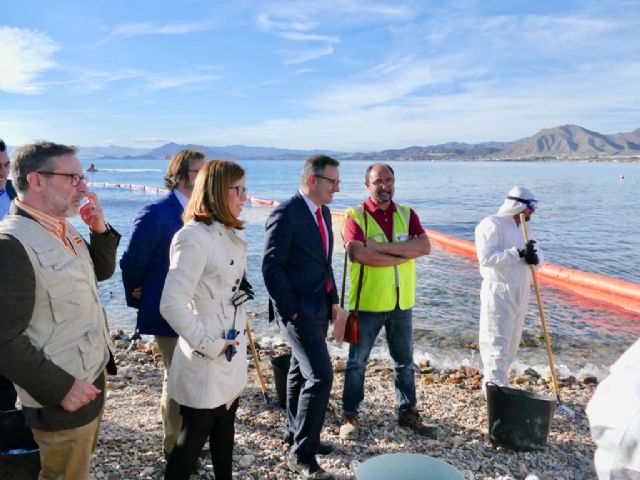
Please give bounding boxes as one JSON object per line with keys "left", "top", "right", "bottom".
{"left": 339, "top": 163, "right": 437, "bottom": 440}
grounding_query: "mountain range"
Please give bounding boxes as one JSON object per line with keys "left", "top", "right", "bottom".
{"left": 76, "top": 124, "right": 640, "bottom": 161}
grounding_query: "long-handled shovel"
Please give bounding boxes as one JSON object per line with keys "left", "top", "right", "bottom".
{"left": 519, "top": 213, "right": 578, "bottom": 419}
{"left": 246, "top": 321, "right": 271, "bottom": 405}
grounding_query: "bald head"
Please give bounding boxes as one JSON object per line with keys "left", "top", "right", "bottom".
{"left": 365, "top": 163, "right": 395, "bottom": 207}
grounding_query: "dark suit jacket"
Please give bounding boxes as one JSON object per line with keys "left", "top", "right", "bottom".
{"left": 5, "top": 179, "right": 16, "bottom": 200}
{"left": 120, "top": 190, "right": 183, "bottom": 337}
{"left": 262, "top": 192, "right": 339, "bottom": 323}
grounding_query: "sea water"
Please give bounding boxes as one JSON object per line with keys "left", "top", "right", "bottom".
{"left": 78, "top": 158, "right": 640, "bottom": 378}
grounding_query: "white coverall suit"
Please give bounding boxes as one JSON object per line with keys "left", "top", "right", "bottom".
{"left": 587, "top": 339, "right": 640, "bottom": 480}
{"left": 475, "top": 194, "right": 543, "bottom": 389}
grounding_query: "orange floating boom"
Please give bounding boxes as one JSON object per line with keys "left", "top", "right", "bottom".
{"left": 86, "top": 184, "right": 640, "bottom": 313}
{"left": 425, "top": 228, "right": 640, "bottom": 313}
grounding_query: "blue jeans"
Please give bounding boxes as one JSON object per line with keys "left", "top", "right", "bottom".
{"left": 342, "top": 307, "right": 416, "bottom": 416}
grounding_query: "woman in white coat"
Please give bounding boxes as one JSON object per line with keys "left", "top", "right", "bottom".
{"left": 160, "top": 160, "right": 249, "bottom": 480}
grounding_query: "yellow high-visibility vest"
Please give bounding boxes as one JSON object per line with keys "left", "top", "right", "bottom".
{"left": 344, "top": 204, "right": 416, "bottom": 311}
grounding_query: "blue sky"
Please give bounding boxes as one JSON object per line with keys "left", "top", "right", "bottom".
{"left": 1, "top": 0, "right": 639, "bottom": 151}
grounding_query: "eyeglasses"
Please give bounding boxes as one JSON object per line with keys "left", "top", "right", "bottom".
{"left": 229, "top": 185, "right": 248, "bottom": 197}
{"left": 38, "top": 171, "right": 88, "bottom": 187}
{"left": 371, "top": 178, "right": 395, "bottom": 187}
{"left": 0, "top": 140, "right": 5, "bottom": 153}
{"left": 314, "top": 174, "right": 341, "bottom": 187}
{"left": 507, "top": 196, "right": 538, "bottom": 211}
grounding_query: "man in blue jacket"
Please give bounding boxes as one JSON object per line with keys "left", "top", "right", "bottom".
{"left": 0, "top": 137, "right": 18, "bottom": 410}
{"left": 0, "top": 138, "right": 17, "bottom": 220}
{"left": 0, "top": 161, "right": 21, "bottom": 405}
{"left": 120, "top": 149, "right": 205, "bottom": 457}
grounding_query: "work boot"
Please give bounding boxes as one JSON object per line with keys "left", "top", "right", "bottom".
{"left": 287, "top": 454, "right": 334, "bottom": 480}
{"left": 339, "top": 413, "right": 358, "bottom": 440}
{"left": 398, "top": 407, "right": 438, "bottom": 438}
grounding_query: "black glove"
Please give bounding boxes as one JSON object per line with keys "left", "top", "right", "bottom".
{"left": 518, "top": 240, "right": 539, "bottom": 265}
{"left": 231, "top": 275, "right": 254, "bottom": 308}
{"left": 239, "top": 275, "right": 254, "bottom": 300}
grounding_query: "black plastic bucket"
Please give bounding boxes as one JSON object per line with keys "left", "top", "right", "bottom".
{"left": 270, "top": 353, "right": 291, "bottom": 409}
{"left": 0, "top": 409, "right": 40, "bottom": 480}
{"left": 486, "top": 382, "right": 556, "bottom": 451}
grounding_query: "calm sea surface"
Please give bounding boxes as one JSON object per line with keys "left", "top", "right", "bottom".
{"left": 76, "top": 158, "right": 640, "bottom": 378}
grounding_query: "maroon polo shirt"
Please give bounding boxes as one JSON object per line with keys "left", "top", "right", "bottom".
{"left": 343, "top": 198, "right": 425, "bottom": 244}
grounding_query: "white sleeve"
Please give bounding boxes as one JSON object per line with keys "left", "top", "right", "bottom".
{"left": 475, "top": 218, "right": 521, "bottom": 268}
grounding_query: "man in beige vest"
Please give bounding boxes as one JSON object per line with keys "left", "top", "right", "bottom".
{"left": 0, "top": 141, "right": 120, "bottom": 480}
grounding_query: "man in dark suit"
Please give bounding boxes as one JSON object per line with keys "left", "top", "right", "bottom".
{"left": 262, "top": 155, "right": 346, "bottom": 480}
{"left": 119, "top": 149, "right": 205, "bottom": 457}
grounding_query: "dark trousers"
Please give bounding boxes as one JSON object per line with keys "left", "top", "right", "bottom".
{"left": 280, "top": 315, "right": 333, "bottom": 463}
{"left": 0, "top": 375, "right": 17, "bottom": 411}
{"left": 164, "top": 398, "right": 239, "bottom": 480}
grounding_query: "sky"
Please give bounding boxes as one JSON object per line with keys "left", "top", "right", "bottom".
{"left": 1, "top": 0, "right": 639, "bottom": 151}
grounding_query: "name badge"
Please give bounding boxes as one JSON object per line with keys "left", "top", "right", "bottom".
{"left": 396, "top": 233, "right": 408, "bottom": 242}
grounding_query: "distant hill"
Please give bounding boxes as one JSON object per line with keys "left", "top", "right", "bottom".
{"left": 349, "top": 125, "right": 640, "bottom": 161}
{"left": 500, "top": 125, "right": 640, "bottom": 157}
{"left": 75, "top": 125, "right": 640, "bottom": 162}
{"left": 348, "top": 141, "right": 511, "bottom": 161}
{"left": 606, "top": 127, "right": 640, "bottom": 151}
{"left": 144, "top": 143, "right": 343, "bottom": 161}
{"left": 144, "top": 143, "right": 227, "bottom": 160}
{"left": 77, "top": 145, "right": 149, "bottom": 158}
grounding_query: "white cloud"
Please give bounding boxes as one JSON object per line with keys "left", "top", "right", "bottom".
{"left": 43, "top": 66, "right": 220, "bottom": 94}
{"left": 191, "top": 59, "right": 640, "bottom": 150}
{"left": 95, "top": 137, "right": 171, "bottom": 148}
{"left": 420, "top": 12, "right": 626, "bottom": 58}
{"left": 104, "top": 20, "right": 214, "bottom": 42}
{"left": 146, "top": 72, "right": 221, "bottom": 90}
{"left": 227, "top": 79, "right": 284, "bottom": 98}
{"left": 0, "top": 26, "right": 59, "bottom": 94}
{"left": 256, "top": 12, "right": 316, "bottom": 33}
{"left": 257, "top": 8, "right": 340, "bottom": 64}
{"left": 257, "top": 1, "right": 410, "bottom": 64}
{"left": 279, "top": 31, "right": 339, "bottom": 43}
{"left": 63, "top": 69, "right": 142, "bottom": 92}
{"left": 306, "top": 56, "right": 485, "bottom": 111}
{"left": 285, "top": 45, "right": 336, "bottom": 64}
{"left": 259, "top": 1, "right": 413, "bottom": 27}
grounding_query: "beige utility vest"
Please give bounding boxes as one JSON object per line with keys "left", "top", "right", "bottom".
{"left": 0, "top": 215, "right": 112, "bottom": 407}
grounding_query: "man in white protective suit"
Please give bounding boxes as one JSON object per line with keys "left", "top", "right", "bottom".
{"left": 474, "top": 186, "right": 544, "bottom": 395}
{"left": 587, "top": 339, "right": 640, "bottom": 480}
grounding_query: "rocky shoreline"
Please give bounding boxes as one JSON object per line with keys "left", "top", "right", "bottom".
{"left": 91, "top": 334, "right": 598, "bottom": 479}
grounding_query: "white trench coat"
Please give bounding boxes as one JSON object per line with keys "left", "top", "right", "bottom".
{"left": 160, "top": 219, "right": 248, "bottom": 409}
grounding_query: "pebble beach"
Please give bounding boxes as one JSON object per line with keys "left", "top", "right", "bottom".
{"left": 87, "top": 333, "right": 599, "bottom": 480}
